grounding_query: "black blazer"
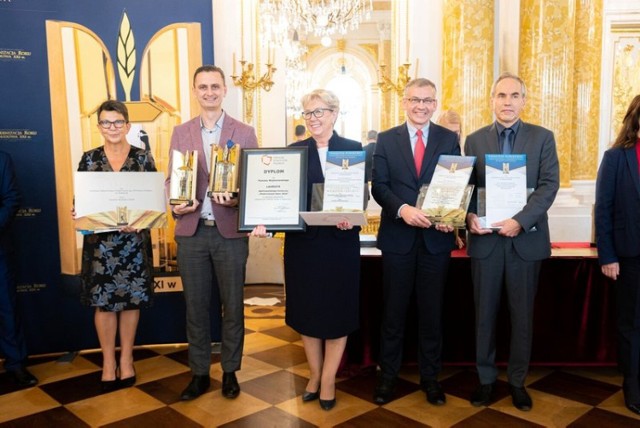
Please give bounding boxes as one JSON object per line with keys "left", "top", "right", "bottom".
{"left": 595, "top": 145, "right": 640, "bottom": 265}
{"left": 372, "top": 122, "right": 460, "bottom": 255}
{"left": 464, "top": 121, "right": 559, "bottom": 261}
{"left": 0, "top": 151, "right": 20, "bottom": 255}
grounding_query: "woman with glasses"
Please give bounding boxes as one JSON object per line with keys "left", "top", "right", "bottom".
{"left": 284, "top": 89, "right": 362, "bottom": 410}
{"left": 76, "top": 100, "right": 155, "bottom": 392}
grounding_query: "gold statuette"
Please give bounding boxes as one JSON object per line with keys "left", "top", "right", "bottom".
{"left": 208, "top": 139, "right": 240, "bottom": 197}
{"left": 169, "top": 149, "right": 198, "bottom": 205}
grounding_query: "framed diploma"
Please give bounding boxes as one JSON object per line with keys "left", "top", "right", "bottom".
{"left": 237, "top": 147, "right": 308, "bottom": 232}
{"left": 208, "top": 139, "right": 240, "bottom": 197}
{"left": 169, "top": 149, "right": 197, "bottom": 205}
{"left": 416, "top": 155, "right": 476, "bottom": 227}
{"left": 74, "top": 171, "right": 167, "bottom": 232}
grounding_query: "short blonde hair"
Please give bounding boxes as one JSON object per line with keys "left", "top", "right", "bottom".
{"left": 437, "top": 109, "right": 461, "bottom": 127}
{"left": 301, "top": 89, "right": 340, "bottom": 113}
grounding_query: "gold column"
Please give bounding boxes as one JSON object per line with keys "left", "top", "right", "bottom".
{"left": 441, "top": 0, "right": 494, "bottom": 138}
{"left": 571, "top": 0, "right": 602, "bottom": 180}
{"left": 520, "top": 0, "right": 576, "bottom": 187}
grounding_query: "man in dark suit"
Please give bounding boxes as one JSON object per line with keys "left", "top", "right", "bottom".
{"left": 166, "top": 65, "right": 258, "bottom": 401}
{"left": 0, "top": 151, "right": 38, "bottom": 387}
{"left": 364, "top": 129, "right": 377, "bottom": 182}
{"left": 372, "top": 78, "right": 460, "bottom": 405}
{"left": 465, "top": 72, "right": 559, "bottom": 411}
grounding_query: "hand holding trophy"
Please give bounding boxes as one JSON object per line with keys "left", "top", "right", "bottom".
{"left": 208, "top": 139, "right": 240, "bottom": 199}
{"left": 169, "top": 149, "right": 197, "bottom": 206}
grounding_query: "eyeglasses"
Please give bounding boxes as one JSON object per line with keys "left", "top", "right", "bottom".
{"left": 301, "top": 108, "right": 334, "bottom": 120}
{"left": 98, "top": 119, "right": 127, "bottom": 129}
{"left": 405, "top": 97, "right": 437, "bottom": 106}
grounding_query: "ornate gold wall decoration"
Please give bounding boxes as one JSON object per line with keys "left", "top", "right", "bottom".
{"left": 611, "top": 38, "right": 640, "bottom": 142}
{"left": 441, "top": 0, "right": 494, "bottom": 140}
{"left": 571, "top": 0, "right": 602, "bottom": 180}
{"left": 520, "top": 0, "right": 576, "bottom": 187}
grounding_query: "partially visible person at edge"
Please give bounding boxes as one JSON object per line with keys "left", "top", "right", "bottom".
{"left": 0, "top": 150, "right": 38, "bottom": 388}
{"left": 252, "top": 89, "right": 363, "bottom": 412}
{"left": 371, "top": 78, "right": 459, "bottom": 407}
{"left": 166, "top": 65, "right": 258, "bottom": 401}
{"left": 76, "top": 100, "right": 155, "bottom": 392}
{"left": 436, "top": 109, "right": 465, "bottom": 249}
{"left": 465, "top": 72, "right": 559, "bottom": 412}
{"left": 294, "top": 124, "right": 306, "bottom": 142}
{"left": 595, "top": 94, "right": 640, "bottom": 416}
{"left": 364, "top": 129, "right": 378, "bottom": 182}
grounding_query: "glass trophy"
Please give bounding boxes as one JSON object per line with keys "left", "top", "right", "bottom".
{"left": 208, "top": 139, "right": 240, "bottom": 197}
{"left": 169, "top": 149, "right": 198, "bottom": 205}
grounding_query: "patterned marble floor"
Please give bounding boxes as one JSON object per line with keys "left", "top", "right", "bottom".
{"left": 1, "top": 285, "right": 639, "bottom": 427}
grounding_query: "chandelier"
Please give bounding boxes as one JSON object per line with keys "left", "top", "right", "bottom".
{"left": 260, "top": 0, "right": 373, "bottom": 39}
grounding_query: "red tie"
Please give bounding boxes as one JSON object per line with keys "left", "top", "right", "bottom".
{"left": 414, "top": 129, "right": 425, "bottom": 174}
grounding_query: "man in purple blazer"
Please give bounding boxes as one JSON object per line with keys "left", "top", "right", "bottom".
{"left": 166, "top": 65, "right": 258, "bottom": 401}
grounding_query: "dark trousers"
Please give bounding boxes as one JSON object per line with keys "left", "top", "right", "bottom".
{"left": 176, "top": 224, "right": 248, "bottom": 375}
{"left": 616, "top": 256, "right": 640, "bottom": 395}
{"left": 0, "top": 253, "right": 27, "bottom": 371}
{"left": 379, "top": 236, "right": 450, "bottom": 380}
{"left": 471, "top": 238, "right": 541, "bottom": 387}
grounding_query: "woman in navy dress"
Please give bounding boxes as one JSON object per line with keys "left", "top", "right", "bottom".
{"left": 285, "top": 89, "right": 362, "bottom": 410}
{"left": 595, "top": 94, "right": 640, "bottom": 415}
{"left": 77, "top": 100, "right": 155, "bottom": 392}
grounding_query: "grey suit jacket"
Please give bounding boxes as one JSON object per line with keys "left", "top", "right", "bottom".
{"left": 165, "top": 113, "right": 258, "bottom": 238}
{"left": 464, "top": 121, "right": 559, "bottom": 261}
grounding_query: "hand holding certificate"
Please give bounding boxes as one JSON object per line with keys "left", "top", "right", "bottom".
{"left": 481, "top": 154, "right": 527, "bottom": 229}
{"left": 415, "top": 155, "right": 475, "bottom": 227}
{"left": 300, "top": 151, "right": 368, "bottom": 227}
{"left": 74, "top": 171, "right": 167, "bottom": 232}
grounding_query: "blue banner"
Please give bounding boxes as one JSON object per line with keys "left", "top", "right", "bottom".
{"left": 0, "top": 0, "right": 216, "bottom": 354}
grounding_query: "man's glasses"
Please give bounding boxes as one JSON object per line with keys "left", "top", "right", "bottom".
{"left": 405, "top": 97, "right": 437, "bottom": 106}
{"left": 301, "top": 108, "right": 334, "bottom": 120}
{"left": 98, "top": 119, "right": 127, "bottom": 129}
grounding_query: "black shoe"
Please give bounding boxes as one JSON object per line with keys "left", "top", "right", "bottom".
{"left": 302, "top": 390, "right": 319, "bottom": 402}
{"left": 627, "top": 403, "right": 640, "bottom": 415}
{"left": 222, "top": 371, "right": 240, "bottom": 399}
{"left": 470, "top": 383, "right": 495, "bottom": 407}
{"left": 119, "top": 373, "right": 136, "bottom": 388}
{"left": 421, "top": 379, "right": 446, "bottom": 405}
{"left": 373, "top": 376, "right": 396, "bottom": 404}
{"left": 180, "top": 375, "right": 211, "bottom": 400}
{"left": 9, "top": 367, "right": 38, "bottom": 387}
{"left": 101, "top": 379, "right": 120, "bottom": 393}
{"left": 319, "top": 398, "right": 336, "bottom": 410}
{"left": 509, "top": 385, "right": 532, "bottom": 411}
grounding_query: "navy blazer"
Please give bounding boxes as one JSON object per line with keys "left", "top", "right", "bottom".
{"left": 595, "top": 145, "right": 640, "bottom": 265}
{"left": 0, "top": 151, "right": 20, "bottom": 255}
{"left": 372, "top": 122, "right": 460, "bottom": 255}
{"left": 464, "top": 121, "right": 559, "bottom": 261}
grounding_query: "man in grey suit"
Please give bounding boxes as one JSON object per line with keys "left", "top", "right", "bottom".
{"left": 465, "top": 72, "right": 559, "bottom": 411}
{"left": 166, "top": 65, "right": 258, "bottom": 401}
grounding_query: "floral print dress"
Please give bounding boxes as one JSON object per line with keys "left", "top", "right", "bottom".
{"left": 78, "top": 146, "right": 155, "bottom": 312}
